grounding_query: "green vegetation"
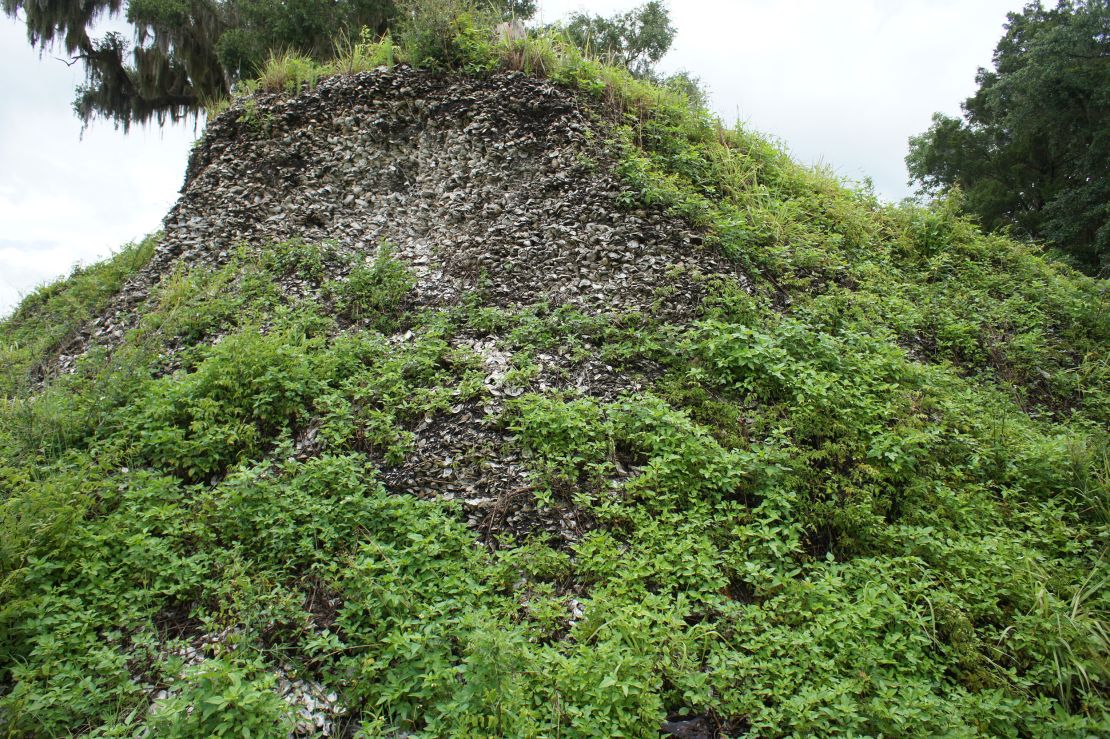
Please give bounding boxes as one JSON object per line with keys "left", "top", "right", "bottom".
{"left": 908, "top": 0, "right": 1110, "bottom": 274}
{"left": 328, "top": 243, "right": 416, "bottom": 330}
{"left": 148, "top": 658, "right": 294, "bottom": 737}
{"left": 2, "top": 11, "right": 1109, "bottom": 737}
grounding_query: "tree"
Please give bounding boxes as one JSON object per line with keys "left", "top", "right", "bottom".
{"left": 3, "top": 0, "right": 532, "bottom": 129}
{"left": 907, "top": 1, "right": 1110, "bottom": 273}
{"left": 562, "top": 0, "right": 675, "bottom": 79}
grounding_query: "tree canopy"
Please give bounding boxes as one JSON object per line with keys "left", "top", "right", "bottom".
{"left": 3, "top": 0, "right": 534, "bottom": 129}
{"left": 907, "top": 0, "right": 1110, "bottom": 273}
{"left": 561, "top": 1, "right": 675, "bottom": 79}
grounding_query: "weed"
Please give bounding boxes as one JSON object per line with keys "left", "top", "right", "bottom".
{"left": 147, "top": 658, "right": 294, "bottom": 737}
{"left": 327, "top": 243, "right": 416, "bottom": 331}
{"left": 255, "top": 50, "right": 330, "bottom": 94}
{"left": 237, "top": 98, "right": 276, "bottom": 136}
{"left": 332, "top": 28, "right": 399, "bottom": 74}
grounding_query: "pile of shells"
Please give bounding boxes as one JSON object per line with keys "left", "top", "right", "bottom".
{"left": 42, "top": 67, "right": 750, "bottom": 734}
{"left": 140, "top": 630, "right": 347, "bottom": 736}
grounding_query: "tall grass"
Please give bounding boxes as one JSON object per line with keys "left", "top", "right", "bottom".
{"left": 332, "top": 28, "right": 399, "bottom": 74}
{"left": 253, "top": 50, "right": 331, "bottom": 94}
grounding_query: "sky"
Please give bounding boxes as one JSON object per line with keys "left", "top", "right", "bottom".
{"left": 0, "top": 0, "right": 1022, "bottom": 316}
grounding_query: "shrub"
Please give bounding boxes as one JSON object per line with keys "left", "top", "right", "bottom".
{"left": 394, "top": 0, "right": 500, "bottom": 70}
{"left": 130, "top": 328, "right": 324, "bottom": 480}
{"left": 329, "top": 244, "right": 415, "bottom": 330}
{"left": 147, "top": 657, "right": 293, "bottom": 737}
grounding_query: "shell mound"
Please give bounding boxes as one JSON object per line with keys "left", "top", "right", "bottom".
{"left": 172, "top": 68, "right": 737, "bottom": 315}
{"left": 3, "top": 62, "right": 1106, "bottom": 739}
{"left": 60, "top": 67, "right": 744, "bottom": 546}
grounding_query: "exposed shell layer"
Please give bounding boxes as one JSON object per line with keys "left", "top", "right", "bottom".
{"left": 48, "top": 67, "right": 743, "bottom": 737}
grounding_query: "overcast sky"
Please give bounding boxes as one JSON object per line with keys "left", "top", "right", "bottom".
{"left": 0, "top": 0, "right": 1021, "bottom": 315}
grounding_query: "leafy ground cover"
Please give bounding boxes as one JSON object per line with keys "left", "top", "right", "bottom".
{"left": 1, "top": 16, "right": 1108, "bottom": 738}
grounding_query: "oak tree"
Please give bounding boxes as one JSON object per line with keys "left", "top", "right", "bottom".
{"left": 907, "top": 1, "right": 1110, "bottom": 272}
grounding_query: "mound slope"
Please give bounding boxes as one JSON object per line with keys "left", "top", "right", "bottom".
{"left": 1, "top": 62, "right": 1107, "bottom": 737}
